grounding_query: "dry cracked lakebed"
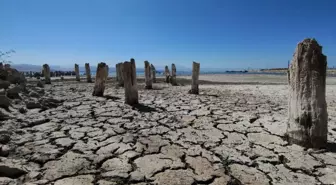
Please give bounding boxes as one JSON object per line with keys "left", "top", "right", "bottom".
{"left": 0, "top": 79, "right": 336, "bottom": 185}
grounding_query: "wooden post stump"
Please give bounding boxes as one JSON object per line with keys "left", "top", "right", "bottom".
{"left": 165, "top": 66, "right": 170, "bottom": 83}
{"left": 117, "top": 63, "right": 124, "bottom": 87}
{"left": 92, "top": 62, "right": 107, "bottom": 96}
{"left": 85, "top": 63, "right": 92, "bottom": 83}
{"left": 151, "top": 64, "right": 156, "bottom": 83}
{"left": 123, "top": 59, "right": 138, "bottom": 105}
{"left": 106, "top": 65, "right": 109, "bottom": 79}
{"left": 116, "top": 63, "right": 119, "bottom": 82}
{"left": 190, "top": 61, "right": 200, "bottom": 94}
{"left": 286, "top": 38, "right": 328, "bottom": 148}
{"left": 75, "top": 64, "right": 80, "bottom": 81}
{"left": 171, "top": 63, "right": 177, "bottom": 86}
{"left": 42, "top": 64, "right": 51, "bottom": 84}
{"left": 144, "top": 61, "right": 152, "bottom": 89}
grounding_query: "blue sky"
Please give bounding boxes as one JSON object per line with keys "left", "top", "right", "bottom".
{"left": 1, "top": 0, "right": 336, "bottom": 70}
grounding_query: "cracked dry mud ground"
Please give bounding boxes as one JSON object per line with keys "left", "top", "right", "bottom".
{"left": 1, "top": 79, "right": 336, "bottom": 185}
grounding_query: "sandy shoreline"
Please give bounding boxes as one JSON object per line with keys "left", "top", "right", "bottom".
{"left": 1, "top": 74, "right": 336, "bottom": 184}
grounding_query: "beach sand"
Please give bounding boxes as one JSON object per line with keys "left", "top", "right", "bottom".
{"left": 1, "top": 74, "right": 336, "bottom": 185}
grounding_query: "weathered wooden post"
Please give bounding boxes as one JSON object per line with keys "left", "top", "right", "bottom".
{"left": 85, "top": 63, "right": 92, "bottom": 83}
{"left": 190, "top": 61, "right": 200, "bottom": 94}
{"left": 165, "top": 66, "right": 170, "bottom": 83}
{"left": 0, "top": 62, "right": 3, "bottom": 69}
{"left": 92, "top": 62, "right": 107, "bottom": 96}
{"left": 171, "top": 63, "right": 177, "bottom": 86}
{"left": 286, "top": 38, "right": 328, "bottom": 148}
{"left": 117, "top": 63, "right": 124, "bottom": 87}
{"left": 75, "top": 64, "right": 80, "bottom": 81}
{"left": 151, "top": 64, "right": 156, "bottom": 83}
{"left": 123, "top": 59, "right": 138, "bottom": 105}
{"left": 116, "top": 63, "right": 119, "bottom": 82}
{"left": 144, "top": 61, "right": 152, "bottom": 89}
{"left": 42, "top": 64, "right": 51, "bottom": 84}
{"left": 106, "top": 65, "right": 109, "bottom": 79}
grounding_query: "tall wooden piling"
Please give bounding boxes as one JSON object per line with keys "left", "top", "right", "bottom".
{"left": 75, "top": 64, "right": 80, "bottom": 81}
{"left": 171, "top": 63, "right": 177, "bottom": 86}
{"left": 92, "top": 62, "right": 107, "bottom": 96}
{"left": 117, "top": 63, "right": 124, "bottom": 87}
{"left": 106, "top": 65, "right": 109, "bottom": 79}
{"left": 286, "top": 38, "right": 328, "bottom": 148}
{"left": 144, "top": 61, "right": 152, "bottom": 89}
{"left": 151, "top": 64, "right": 156, "bottom": 83}
{"left": 165, "top": 66, "right": 170, "bottom": 83}
{"left": 42, "top": 64, "right": 51, "bottom": 84}
{"left": 123, "top": 59, "right": 138, "bottom": 105}
{"left": 85, "top": 63, "right": 92, "bottom": 83}
{"left": 116, "top": 63, "right": 119, "bottom": 82}
{"left": 190, "top": 62, "right": 200, "bottom": 94}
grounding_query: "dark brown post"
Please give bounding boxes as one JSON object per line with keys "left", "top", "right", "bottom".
{"left": 171, "top": 63, "right": 177, "bottom": 85}
{"left": 75, "top": 64, "right": 80, "bottom": 81}
{"left": 85, "top": 63, "right": 92, "bottom": 83}
{"left": 42, "top": 64, "right": 51, "bottom": 84}
{"left": 144, "top": 61, "right": 152, "bottom": 89}
{"left": 151, "top": 64, "right": 156, "bottom": 83}
{"left": 165, "top": 66, "right": 170, "bottom": 83}
{"left": 92, "top": 62, "right": 107, "bottom": 96}
{"left": 106, "top": 65, "right": 109, "bottom": 79}
{"left": 287, "top": 38, "right": 328, "bottom": 148}
{"left": 123, "top": 59, "right": 138, "bottom": 105}
{"left": 116, "top": 63, "right": 119, "bottom": 82}
{"left": 117, "top": 63, "right": 124, "bottom": 87}
{"left": 190, "top": 61, "right": 200, "bottom": 94}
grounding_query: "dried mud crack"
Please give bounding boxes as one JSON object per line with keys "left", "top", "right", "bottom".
{"left": 0, "top": 79, "right": 336, "bottom": 185}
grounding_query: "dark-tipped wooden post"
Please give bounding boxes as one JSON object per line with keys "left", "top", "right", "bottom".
{"left": 75, "top": 64, "right": 80, "bottom": 81}
{"left": 286, "top": 38, "right": 328, "bottom": 148}
{"left": 117, "top": 63, "right": 124, "bottom": 87}
{"left": 190, "top": 62, "right": 200, "bottom": 94}
{"left": 287, "top": 60, "right": 290, "bottom": 82}
{"left": 165, "top": 66, "right": 170, "bottom": 83}
{"left": 116, "top": 63, "right": 119, "bottom": 82}
{"left": 171, "top": 63, "right": 177, "bottom": 86}
{"left": 85, "top": 63, "right": 92, "bottom": 83}
{"left": 106, "top": 65, "right": 109, "bottom": 79}
{"left": 151, "top": 64, "right": 156, "bottom": 83}
{"left": 123, "top": 59, "right": 138, "bottom": 105}
{"left": 92, "top": 62, "right": 107, "bottom": 96}
{"left": 144, "top": 61, "right": 152, "bottom": 89}
{"left": 0, "top": 62, "right": 3, "bottom": 69}
{"left": 42, "top": 64, "right": 51, "bottom": 84}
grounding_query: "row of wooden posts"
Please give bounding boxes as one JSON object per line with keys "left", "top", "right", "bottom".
{"left": 40, "top": 38, "right": 330, "bottom": 149}
{"left": 42, "top": 59, "right": 201, "bottom": 104}
{"left": 40, "top": 38, "right": 331, "bottom": 149}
